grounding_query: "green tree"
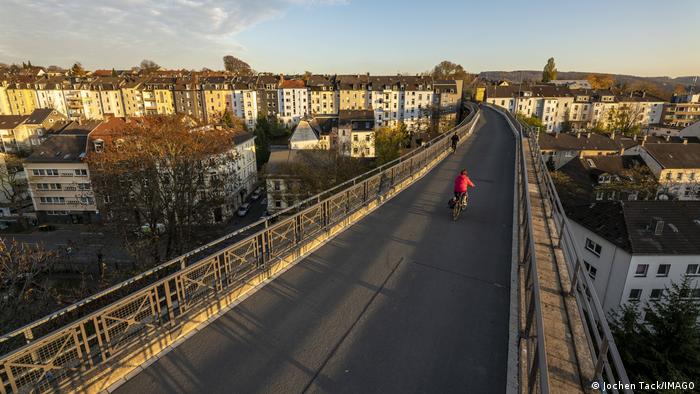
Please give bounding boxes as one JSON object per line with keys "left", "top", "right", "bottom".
{"left": 610, "top": 276, "right": 700, "bottom": 391}
{"left": 542, "top": 57, "right": 557, "bottom": 83}
{"left": 601, "top": 104, "right": 645, "bottom": 137}
{"left": 375, "top": 123, "right": 408, "bottom": 165}
{"left": 111, "top": 68, "right": 118, "bottom": 77}
{"left": 516, "top": 113, "right": 544, "bottom": 130}
{"left": 253, "top": 116, "right": 289, "bottom": 167}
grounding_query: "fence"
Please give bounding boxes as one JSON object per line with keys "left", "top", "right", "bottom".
{"left": 0, "top": 106, "right": 480, "bottom": 393}
{"left": 495, "top": 105, "right": 631, "bottom": 393}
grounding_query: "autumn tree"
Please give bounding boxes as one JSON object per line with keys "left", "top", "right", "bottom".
{"left": 0, "top": 239, "right": 59, "bottom": 332}
{"left": 542, "top": 57, "right": 557, "bottom": 83}
{"left": 253, "top": 116, "right": 289, "bottom": 167}
{"left": 0, "top": 154, "right": 29, "bottom": 223}
{"left": 70, "top": 62, "right": 87, "bottom": 76}
{"left": 223, "top": 55, "right": 253, "bottom": 76}
{"left": 586, "top": 74, "right": 614, "bottom": 89}
{"left": 674, "top": 84, "right": 687, "bottom": 95}
{"left": 88, "top": 116, "right": 243, "bottom": 265}
{"left": 375, "top": 123, "right": 409, "bottom": 165}
{"left": 139, "top": 59, "right": 160, "bottom": 73}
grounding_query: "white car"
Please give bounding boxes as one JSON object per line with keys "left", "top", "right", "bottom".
{"left": 237, "top": 203, "right": 251, "bottom": 217}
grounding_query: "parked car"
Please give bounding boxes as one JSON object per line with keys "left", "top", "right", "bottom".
{"left": 37, "top": 224, "right": 56, "bottom": 232}
{"left": 237, "top": 203, "right": 251, "bottom": 217}
{"left": 251, "top": 188, "right": 263, "bottom": 201}
{"left": 138, "top": 223, "right": 165, "bottom": 236}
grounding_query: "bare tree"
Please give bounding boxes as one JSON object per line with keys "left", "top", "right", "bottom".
{"left": 0, "top": 239, "right": 58, "bottom": 331}
{"left": 88, "top": 116, "right": 244, "bottom": 265}
{"left": 0, "top": 154, "right": 28, "bottom": 223}
{"left": 139, "top": 59, "right": 160, "bottom": 73}
{"left": 223, "top": 55, "right": 253, "bottom": 76}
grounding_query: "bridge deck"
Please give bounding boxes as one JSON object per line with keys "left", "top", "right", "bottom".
{"left": 522, "top": 138, "right": 591, "bottom": 393}
{"left": 114, "top": 110, "right": 515, "bottom": 394}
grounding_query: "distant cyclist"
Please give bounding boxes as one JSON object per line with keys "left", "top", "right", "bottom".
{"left": 453, "top": 169, "right": 475, "bottom": 207}
{"left": 450, "top": 133, "right": 459, "bottom": 153}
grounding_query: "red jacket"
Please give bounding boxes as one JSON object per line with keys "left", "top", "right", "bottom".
{"left": 454, "top": 174, "right": 475, "bottom": 193}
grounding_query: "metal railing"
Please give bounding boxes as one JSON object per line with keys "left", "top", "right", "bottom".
{"left": 494, "top": 106, "right": 550, "bottom": 393}
{"left": 0, "top": 106, "right": 480, "bottom": 393}
{"left": 495, "top": 105, "right": 631, "bottom": 393}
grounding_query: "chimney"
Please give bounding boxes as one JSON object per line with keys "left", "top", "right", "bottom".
{"left": 633, "top": 135, "right": 638, "bottom": 141}
{"left": 642, "top": 91, "right": 646, "bottom": 98}
{"left": 684, "top": 138, "right": 688, "bottom": 145}
{"left": 651, "top": 217, "right": 664, "bottom": 235}
{"left": 665, "top": 134, "right": 671, "bottom": 142}
{"left": 576, "top": 131, "right": 581, "bottom": 138}
{"left": 586, "top": 132, "right": 592, "bottom": 138}
{"left": 610, "top": 131, "right": 616, "bottom": 140}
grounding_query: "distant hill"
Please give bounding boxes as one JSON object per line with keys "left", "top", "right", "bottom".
{"left": 478, "top": 70, "right": 699, "bottom": 99}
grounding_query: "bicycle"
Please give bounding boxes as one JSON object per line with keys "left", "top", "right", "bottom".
{"left": 451, "top": 192, "right": 468, "bottom": 221}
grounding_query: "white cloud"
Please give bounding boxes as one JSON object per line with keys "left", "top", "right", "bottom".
{"left": 0, "top": 0, "right": 346, "bottom": 69}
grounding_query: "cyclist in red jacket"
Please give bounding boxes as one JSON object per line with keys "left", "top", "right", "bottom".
{"left": 453, "top": 169, "right": 475, "bottom": 206}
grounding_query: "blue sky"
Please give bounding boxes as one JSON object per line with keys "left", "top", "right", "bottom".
{"left": 1, "top": 0, "right": 698, "bottom": 77}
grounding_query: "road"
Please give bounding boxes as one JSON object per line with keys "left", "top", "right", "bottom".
{"left": 116, "top": 109, "right": 516, "bottom": 394}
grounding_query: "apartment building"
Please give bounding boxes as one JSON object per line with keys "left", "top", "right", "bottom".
{"left": 227, "top": 79, "right": 258, "bottom": 129}
{"left": 174, "top": 77, "right": 205, "bottom": 121}
{"left": 23, "top": 121, "right": 101, "bottom": 223}
{"left": 567, "top": 201, "right": 700, "bottom": 312}
{"left": 120, "top": 78, "right": 146, "bottom": 117}
{"left": 278, "top": 78, "right": 308, "bottom": 127}
{"left": 307, "top": 75, "right": 338, "bottom": 116}
{"left": 662, "top": 93, "right": 700, "bottom": 127}
{"left": 433, "top": 80, "right": 463, "bottom": 132}
{"left": 288, "top": 116, "right": 336, "bottom": 151}
{"left": 92, "top": 77, "right": 125, "bottom": 118}
{"left": 338, "top": 75, "right": 370, "bottom": 111}
{"left": 486, "top": 85, "right": 664, "bottom": 132}
{"left": 255, "top": 74, "right": 280, "bottom": 117}
{"left": 538, "top": 131, "right": 623, "bottom": 169}
{"left": 35, "top": 77, "right": 68, "bottom": 116}
{"left": 0, "top": 81, "right": 11, "bottom": 115}
{"left": 201, "top": 76, "right": 231, "bottom": 123}
{"left": 400, "top": 76, "right": 433, "bottom": 132}
{"left": 337, "top": 109, "right": 375, "bottom": 158}
{"left": 63, "top": 79, "right": 103, "bottom": 120}
{"left": 637, "top": 142, "right": 700, "bottom": 200}
{"left": 6, "top": 80, "right": 38, "bottom": 115}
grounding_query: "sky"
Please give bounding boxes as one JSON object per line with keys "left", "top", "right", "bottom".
{"left": 1, "top": 0, "right": 698, "bottom": 77}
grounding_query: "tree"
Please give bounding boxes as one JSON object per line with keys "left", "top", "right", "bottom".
{"left": 609, "top": 276, "right": 700, "bottom": 387}
{"left": 223, "top": 55, "right": 253, "bottom": 76}
{"left": 542, "top": 57, "right": 557, "bottom": 83}
{"left": 88, "top": 115, "right": 243, "bottom": 265}
{"left": 70, "top": 62, "right": 86, "bottom": 76}
{"left": 674, "top": 84, "right": 687, "bottom": 95}
{"left": 595, "top": 163, "right": 659, "bottom": 201}
{"left": 277, "top": 150, "right": 371, "bottom": 198}
{"left": 375, "top": 123, "right": 409, "bottom": 165}
{"left": 587, "top": 74, "right": 614, "bottom": 89}
{"left": 516, "top": 113, "right": 544, "bottom": 130}
{"left": 111, "top": 68, "right": 118, "bottom": 77}
{"left": 302, "top": 71, "right": 313, "bottom": 81}
{"left": 600, "top": 104, "right": 645, "bottom": 136}
{"left": 0, "top": 239, "right": 59, "bottom": 332}
{"left": 139, "top": 59, "right": 160, "bottom": 73}
{"left": 550, "top": 171, "right": 587, "bottom": 205}
{"left": 0, "top": 154, "right": 28, "bottom": 223}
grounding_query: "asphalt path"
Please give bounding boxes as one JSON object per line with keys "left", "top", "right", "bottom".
{"left": 116, "top": 108, "right": 516, "bottom": 394}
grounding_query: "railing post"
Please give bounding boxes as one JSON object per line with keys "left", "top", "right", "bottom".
{"left": 569, "top": 258, "right": 582, "bottom": 296}
{"left": 593, "top": 338, "right": 610, "bottom": 379}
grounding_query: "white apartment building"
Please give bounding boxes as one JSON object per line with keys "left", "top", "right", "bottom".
{"left": 278, "top": 79, "right": 309, "bottom": 127}
{"left": 567, "top": 201, "right": 700, "bottom": 313}
{"left": 229, "top": 86, "right": 258, "bottom": 130}
{"left": 337, "top": 109, "right": 375, "bottom": 158}
{"left": 23, "top": 123, "right": 101, "bottom": 223}
{"left": 487, "top": 85, "right": 665, "bottom": 133}
{"left": 34, "top": 79, "right": 68, "bottom": 117}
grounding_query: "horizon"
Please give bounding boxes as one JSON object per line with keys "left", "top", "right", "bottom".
{"left": 1, "top": 0, "right": 698, "bottom": 78}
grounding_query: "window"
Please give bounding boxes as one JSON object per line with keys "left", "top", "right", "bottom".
{"left": 584, "top": 262, "right": 597, "bottom": 280}
{"left": 676, "top": 172, "right": 683, "bottom": 181}
{"left": 649, "top": 289, "right": 662, "bottom": 300}
{"left": 657, "top": 264, "right": 670, "bottom": 277}
{"left": 273, "top": 181, "right": 281, "bottom": 191}
{"left": 75, "top": 169, "right": 88, "bottom": 176}
{"left": 686, "top": 264, "right": 700, "bottom": 276}
{"left": 634, "top": 264, "right": 648, "bottom": 277}
{"left": 628, "top": 289, "right": 642, "bottom": 301}
{"left": 585, "top": 238, "right": 602, "bottom": 256}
